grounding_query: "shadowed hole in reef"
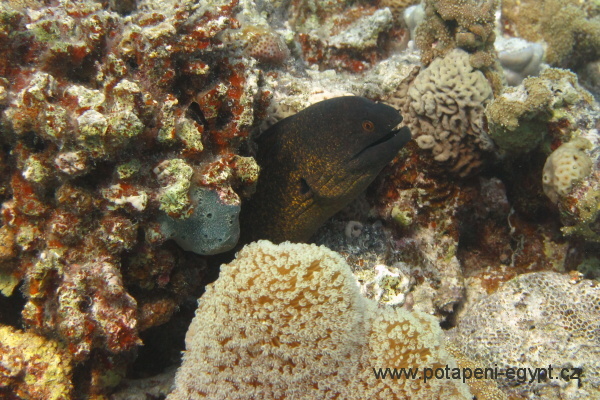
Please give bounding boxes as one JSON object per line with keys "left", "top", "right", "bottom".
{"left": 20, "top": 131, "right": 49, "bottom": 153}
{"left": 0, "top": 282, "right": 26, "bottom": 328}
{"left": 127, "top": 300, "right": 198, "bottom": 379}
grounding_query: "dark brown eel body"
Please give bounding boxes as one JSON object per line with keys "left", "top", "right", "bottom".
{"left": 238, "top": 96, "right": 411, "bottom": 245}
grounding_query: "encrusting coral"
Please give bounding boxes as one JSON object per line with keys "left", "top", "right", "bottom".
{"left": 0, "top": 324, "right": 73, "bottom": 400}
{"left": 168, "top": 240, "right": 475, "bottom": 400}
{"left": 0, "top": 0, "right": 266, "bottom": 395}
{"left": 485, "top": 68, "right": 594, "bottom": 155}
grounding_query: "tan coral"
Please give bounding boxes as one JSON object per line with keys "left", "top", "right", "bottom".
{"left": 485, "top": 68, "right": 593, "bottom": 155}
{"left": 542, "top": 137, "right": 593, "bottom": 203}
{"left": 168, "top": 240, "right": 473, "bottom": 400}
{"left": 390, "top": 49, "right": 494, "bottom": 177}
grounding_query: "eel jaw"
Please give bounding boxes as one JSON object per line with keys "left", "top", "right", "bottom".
{"left": 351, "top": 123, "right": 412, "bottom": 161}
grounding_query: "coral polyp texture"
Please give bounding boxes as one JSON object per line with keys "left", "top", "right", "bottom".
{"left": 542, "top": 137, "right": 593, "bottom": 204}
{"left": 167, "top": 240, "right": 473, "bottom": 400}
{"left": 0, "top": 0, "right": 269, "bottom": 395}
{"left": 1, "top": 0, "right": 600, "bottom": 397}
{"left": 485, "top": 68, "right": 594, "bottom": 155}
{"left": 415, "top": 0, "right": 498, "bottom": 68}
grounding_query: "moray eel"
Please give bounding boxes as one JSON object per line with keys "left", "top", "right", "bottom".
{"left": 239, "top": 96, "right": 411, "bottom": 244}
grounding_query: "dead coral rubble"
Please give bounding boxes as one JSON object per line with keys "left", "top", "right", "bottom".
{"left": 0, "top": 0, "right": 265, "bottom": 396}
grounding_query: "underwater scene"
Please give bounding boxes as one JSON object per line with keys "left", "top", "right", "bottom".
{"left": 0, "top": 0, "right": 599, "bottom": 399}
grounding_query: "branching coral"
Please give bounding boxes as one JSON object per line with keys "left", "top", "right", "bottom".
{"left": 168, "top": 241, "right": 473, "bottom": 400}
{"left": 415, "top": 0, "right": 498, "bottom": 68}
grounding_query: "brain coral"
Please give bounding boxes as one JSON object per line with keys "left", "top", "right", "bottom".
{"left": 168, "top": 240, "right": 473, "bottom": 400}
{"left": 542, "top": 137, "right": 593, "bottom": 204}
{"left": 391, "top": 49, "right": 494, "bottom": 177}
{"left": 448, "top": 272, "right": 600, "bottom": 399}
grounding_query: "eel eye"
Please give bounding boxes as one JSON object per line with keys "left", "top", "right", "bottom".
{"left": 362, "top": 120, "right": 375, "bottom": 132}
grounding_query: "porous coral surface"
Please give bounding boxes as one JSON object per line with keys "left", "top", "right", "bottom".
{"left": 0, "top": 324, "right": 73, "bottom": 400}
{"left": 168, "top": 240, "right": 473, "bottom": 400}
{"left": 448, "top": 272, "right": 600, "bottom": 400}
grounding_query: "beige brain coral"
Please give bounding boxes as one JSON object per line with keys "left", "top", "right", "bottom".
{"left": 391, "top": 49, "right": 494, "bottom": 177}
{"left": 167, "top": 240, "right": 474, "bottom": 400}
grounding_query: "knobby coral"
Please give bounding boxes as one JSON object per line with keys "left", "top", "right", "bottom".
{"left": 486, "top": 68, "right": 593, "bottom": 155}
{"left": 0, "top": 324, "right": 73, "bottom": 400}
{"left": 0, "top": 0, "right": 265, "bottom": 395}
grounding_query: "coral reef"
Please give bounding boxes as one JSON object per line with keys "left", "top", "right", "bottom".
{"left": 448, "top": 272, "right": 600, "bottom": 399}
{"left": 415, "top": 0, "right": 498, "bottom": 68}
{"left": 390, "top": 49, "right": 494, "bottom": 177}
{"left": 501, "top": 0, "right": 600, "bottom": 68}
{"left": 542, "top": 137, "right": 593, "bottom": 203}
{"left": 0, "top": 324, "right": 73, "bottom": 400}
{"left": 486, "top": 68, "right": 594, "bottom": 155}
{"left": 1, "top": 0, "right": 599, "bottom": 398}
{"left": 168, "top": 240, "right": 473, "bottom": 400}
{"left": 0, "top": 0, "right": 267, "bottom": 395}
{"left": 495, "top": 37, "right": 544, "bottom": 86}
{"left": 549, "top": 132, "right": 600, "bottom": 243}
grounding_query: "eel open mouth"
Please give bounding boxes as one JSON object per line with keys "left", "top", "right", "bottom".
{"left": 351, "top": 123, "right": 411, "bottom": 161}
